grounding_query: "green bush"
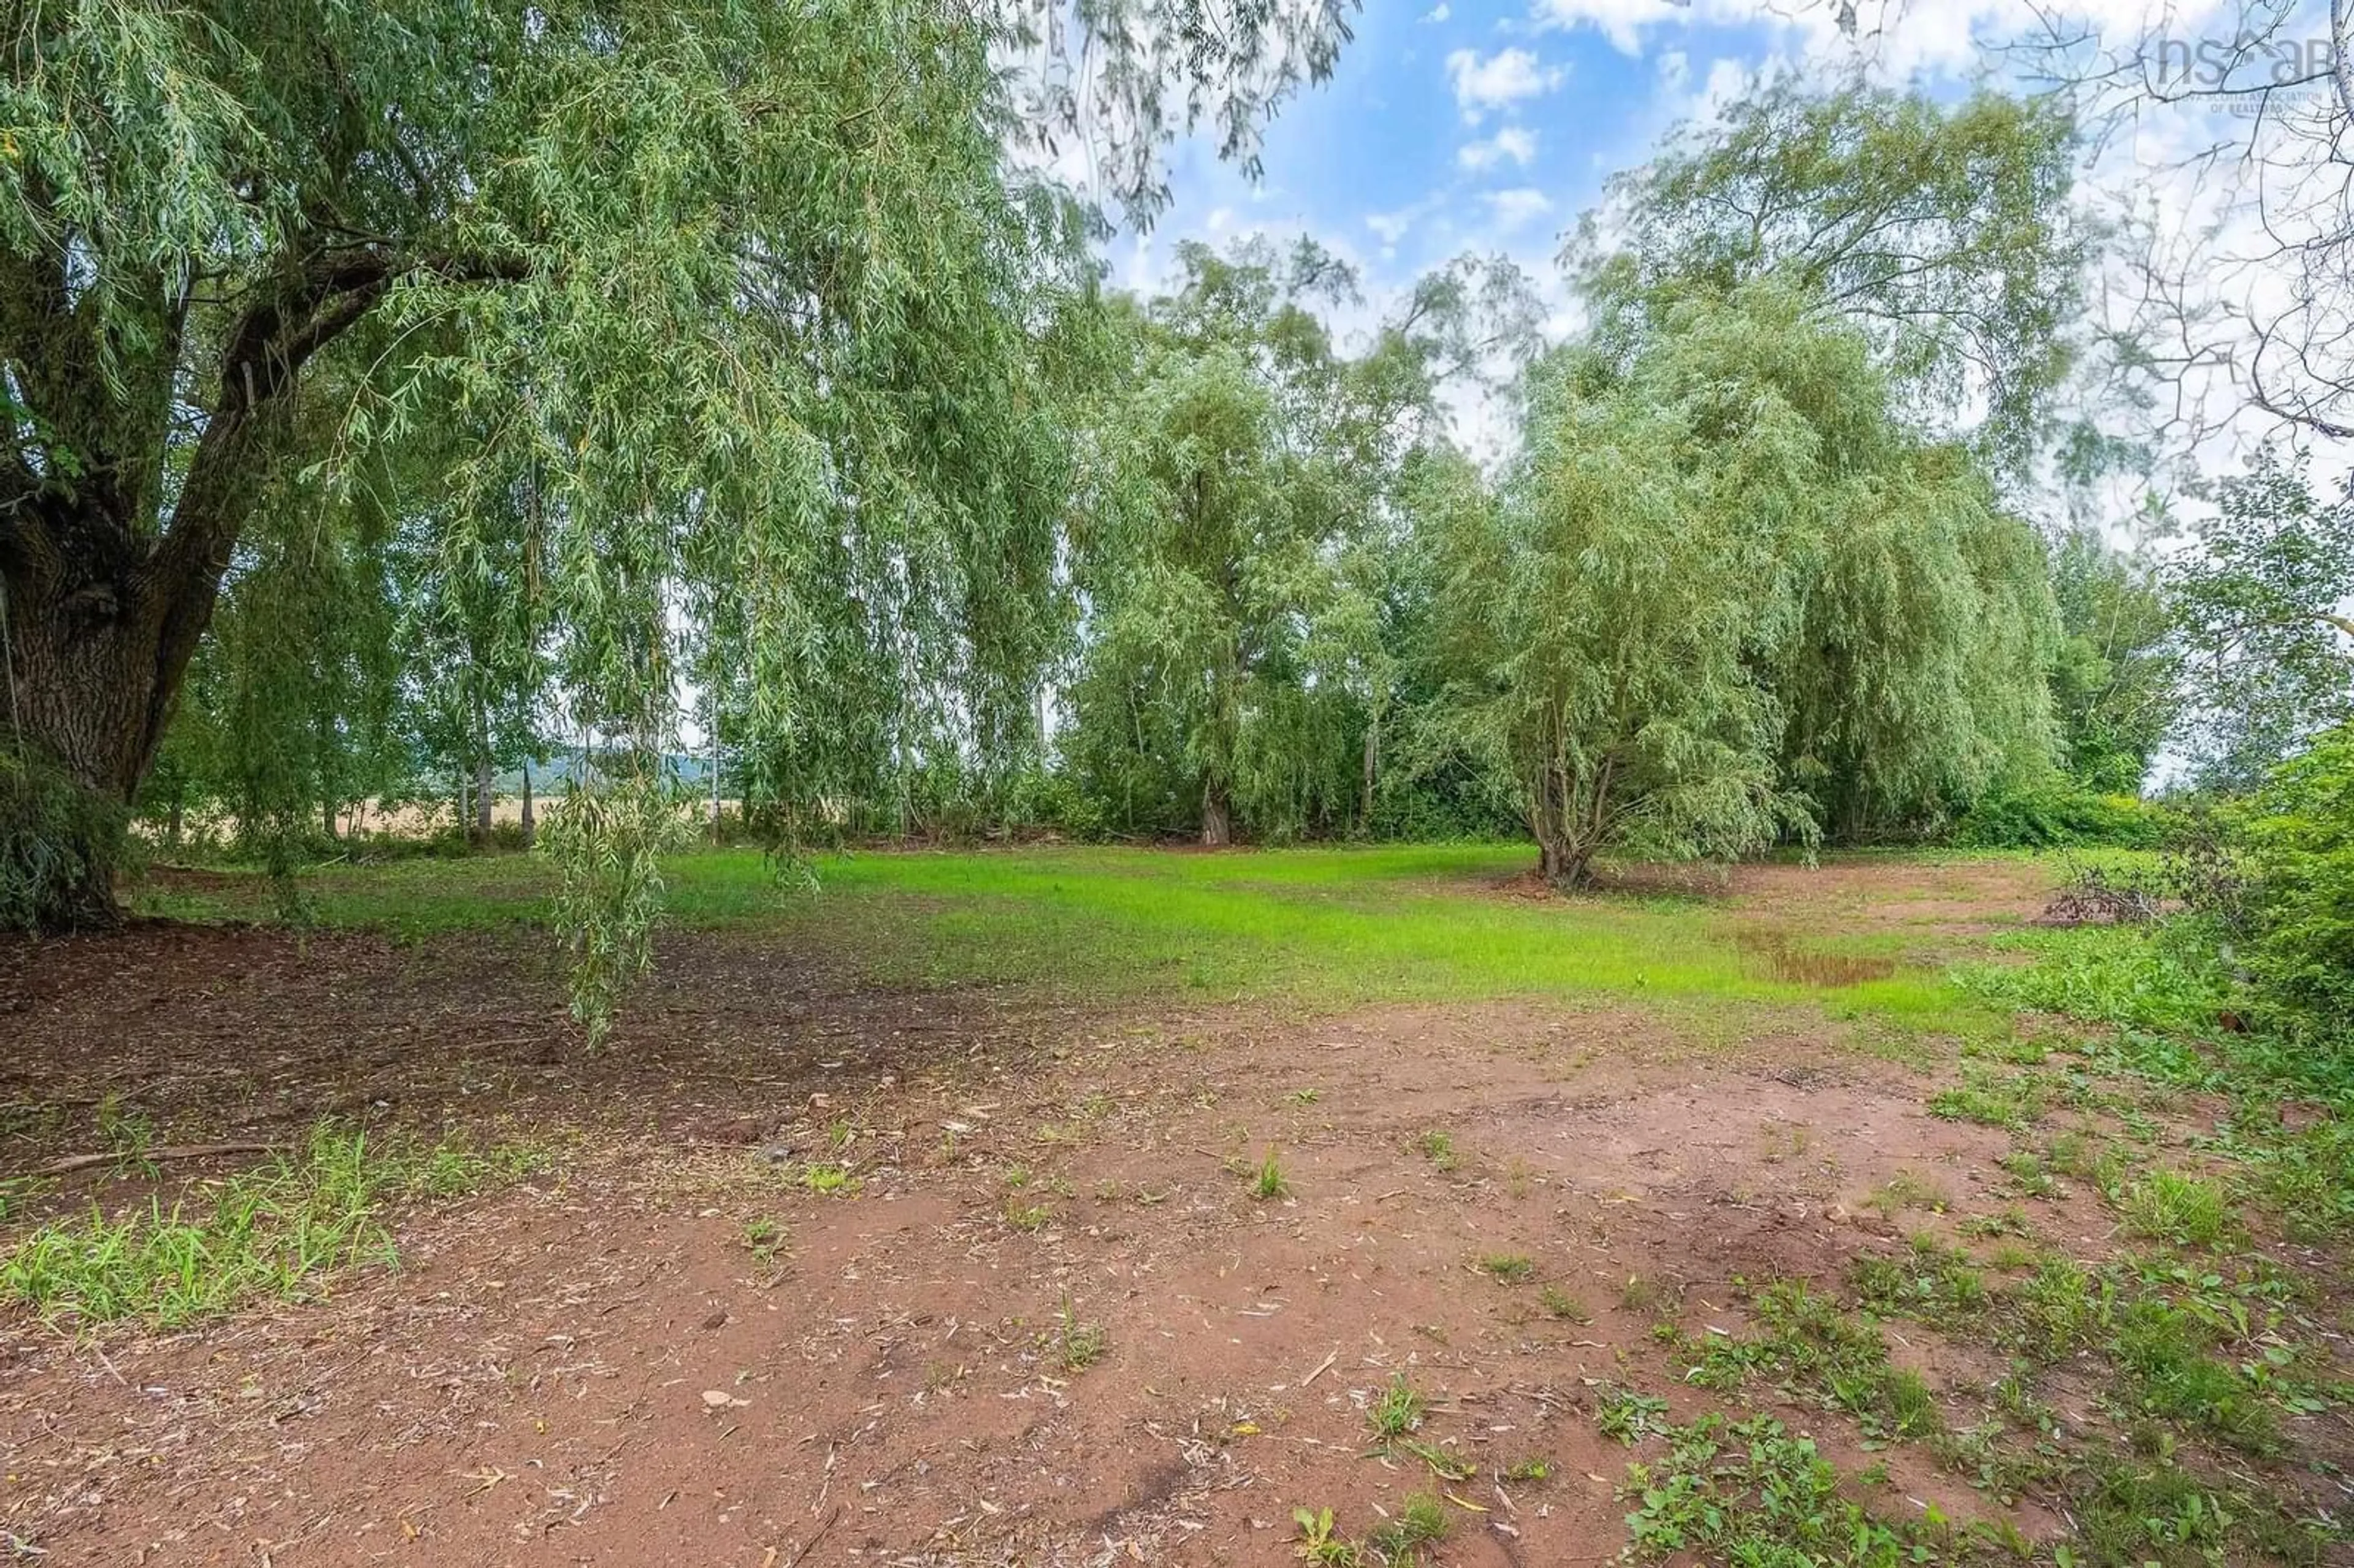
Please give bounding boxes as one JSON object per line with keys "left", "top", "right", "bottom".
{"left": 1954, "top": 783, "right": 2169, "bottom": 849}
{"left": 2239, "top": 723, "right": 2354, "bottom": 1035}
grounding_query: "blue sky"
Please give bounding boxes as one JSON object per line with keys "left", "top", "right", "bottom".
{"left": 1114, "top": 1, "right": 1929, "bottom": 316}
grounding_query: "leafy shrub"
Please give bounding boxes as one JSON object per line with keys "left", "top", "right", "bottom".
{"left": 2238, "top": 723, "right": 2354, "bottom": 1037}
{"left": 1955, "top": 783, "right": 2170, "bottom": 849}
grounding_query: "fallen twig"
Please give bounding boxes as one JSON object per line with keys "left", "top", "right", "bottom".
{"left": 23, "top": 1141, "right": 275, "bottom": 1179}
{"left": 784, "top": 1506, "right": 842, "bottom": 1568}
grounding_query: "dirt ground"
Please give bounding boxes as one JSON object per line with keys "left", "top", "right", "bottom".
{"left": 0, "top": 859, "right": 2336, "bottom": 1566}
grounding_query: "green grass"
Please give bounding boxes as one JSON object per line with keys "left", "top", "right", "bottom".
{"left": 0, "top": 1123, "right": 518, "bottom": 1328}
{"left": 2119, "top": 1170, "right": 2232, "bottom": 1248}
{"left": 1617, "top": 1411, "right": 1949, "bottom": 1566}
{"left": 1368, "top": 1372, "right": 1427, "bottom": 1443}
{"left": 136, "top": 845, "right": 2001, "bottom": 1032}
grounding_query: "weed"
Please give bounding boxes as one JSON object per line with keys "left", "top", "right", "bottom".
{"left": 1987, "top": 1241, "right": 2037, "bottom": 1271}
{"left": 1292, "top": 1507, "right": 1362, "bottom": 1566}
{"left": 1848, "top": 1236, "right": 1986, "bottom": 1325}
{"left": 2005, "top": 1256, "right": 2112, "bottom": 1361}
{"left": 1413, "top": 1130, "right": 1458, "bottom": 1172}
{"left": 1959, "top": 1205, "right": 2031, "bottom": 1239}
{"left": 1618, "top": 1273, "right": 1675, "bottom": 1315}
{"left": 1, "top": 1124, "right": 425, "bottom": 1328}
{"left": 2119, "top": 1170, "right": 2231, "bottom": 1248}
{"left": 1054, "top": 1294, "right": 1107, "bottom": 1371}
{"left": 1476, "top": 1253, "right": 1533, "bottom": 1283}
{"left": 801, "top": 1163, "right": 856, "bottom": 1196}
{"left": 1366, "top": 1373, "right": 1426, "bottom": 1444}
{"left": 1734, "top": 1281, "right": 1946, "bottom": 1442}
{"left": 1002, "top": 1198, "right": 1049, "bottom": 1232}
{"left": 2045, "top": 1129, "right": 2106, "bottom": 1179}
{"left": 94, "top": 1094, "right": 156, "bottom": 1173}
{"left": 1864, "top": 1169, "right": 1948, "bottom": 1217}
{"left": 1618, "top": 1412, "right": 1935, "bottom": 1564}
{"left": 1398, "top": 1436, "right": 1474, "bottom": 1482}
{"left": 1538, "top": 1285, "right": 1589, "bottom": 1323}
{"left": 1594, "top": 1385, "right": 1670, "bottom": 1445}
{"left": 2069, "top": 1442, "right": 2325, "bottom": 1566}
{"left": 1929, "top": 1069, "right": 2047, "bottom": 1130}
{"left": 1999, "top": 1149, "right": 2059, "bottom": 1198}
{"left": 1287, "top": 1088, "right": 1322, "bottom": 1106}
{"left": 1252, "top": 1149, "right": 1290, "bottom": 1201}
{"left": 1365, "top": 1491, "right": 1446, "bottom": 1567}
{"left": 2112, "top": 1299, "right": 2279, "bottom": 1454}
{"left": 741, "top": 1217, "right": 783, "bottom": 1267}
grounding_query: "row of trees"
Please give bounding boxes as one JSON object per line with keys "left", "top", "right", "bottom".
{"left": 49, "top": 79, "right": 2354, "bottom": 882}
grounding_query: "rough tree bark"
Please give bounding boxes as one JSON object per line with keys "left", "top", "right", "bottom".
{"left": 473, "top": 753, "right": 494, "bottom": 842}
{"left": 1201, "top": 777, "right": 1233, "bottom": 847}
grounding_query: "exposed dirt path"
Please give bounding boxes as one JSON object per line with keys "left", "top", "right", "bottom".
{"left": 8, "top": 856, "right": 2331, "bottom": 1566}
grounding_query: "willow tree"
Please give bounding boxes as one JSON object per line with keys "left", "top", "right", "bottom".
{"left": 1060, "top": 239, "right": 1533, "bottom": 844}
{"left": 1431, "top": 283, "right": 2054, "bottom": 888}
{"left": 1571, "top": 77, "right": 2089, "bottom": 476}
{"left": 0, "top": 2, "right": 1354, "bottom": 1011}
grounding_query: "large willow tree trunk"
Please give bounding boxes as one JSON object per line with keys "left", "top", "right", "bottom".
{"left": 1, "top": 512, "right": 231, "bottom": 928}
{"left": 1201, "top": 777, "right": 1233, "bottom": 847}
{"left": 1528, "top": 753, "right": 1603, "bottom": 892}
{"left": 4, "top": 227, "right": 527, "bottom": 930}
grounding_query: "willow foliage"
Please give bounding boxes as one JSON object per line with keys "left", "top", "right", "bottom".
{"left": 1431, "top": 283, "right": 2056, "bottom": 885}
{"left": 4, "top": 0, "right": 1356, "bottom": 1041}
{"left": 1572, "top": 77, "right": 2087, "bottom": 475}
{"left": 1058, "top": 239, "right": 1532, "bottom": 843}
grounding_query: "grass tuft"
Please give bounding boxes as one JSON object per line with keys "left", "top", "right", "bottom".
{"left": 0, "top": 1123, "right": 504, "bottom": 1329}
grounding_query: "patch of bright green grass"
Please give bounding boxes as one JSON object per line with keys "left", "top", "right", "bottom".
{"left": 1683, "top": 1281, "right": 1946, "bottom": 1444}
{"left": 2118, "top": 1170, "right": 2232, "bottom": 1249}
{"left": 1956, "top": 921, "right": 2236, "bottom": 1038}
{"left": 139, "top": 846, "right": 2007, "bottom": 1035}
{"left": 1617, "top": 1411, "right": 1946, "bottom": 1566}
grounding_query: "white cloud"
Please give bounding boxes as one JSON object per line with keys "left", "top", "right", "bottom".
{"left": 1458, "top": 126, "right": 1539, "bottom": 171}
{"left": 1420, "top": 2, "right": 1451, "bottom": 20}
{"left": 1531, "top": 0, "right": 2242, "bottom": 80}
{"left": 1446, "top": 47, "right": 1566, "bottom": 123}
{"left": 1486, "top": 187, "right": 1555, "bottom": 233}
{"left": 1532, "top": 0, "right": 1692, "bottom": 55}
{"left": 1366, "top": 208, "right": 1419, "bottom": 246}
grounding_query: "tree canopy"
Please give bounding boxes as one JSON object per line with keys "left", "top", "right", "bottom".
{"left": 1427, "top": 282, "right": 2054, "bottom": 886}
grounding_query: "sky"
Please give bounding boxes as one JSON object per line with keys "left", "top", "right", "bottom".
{"left": 1098, "top": 0, "right": 2326, "bottom": 470}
